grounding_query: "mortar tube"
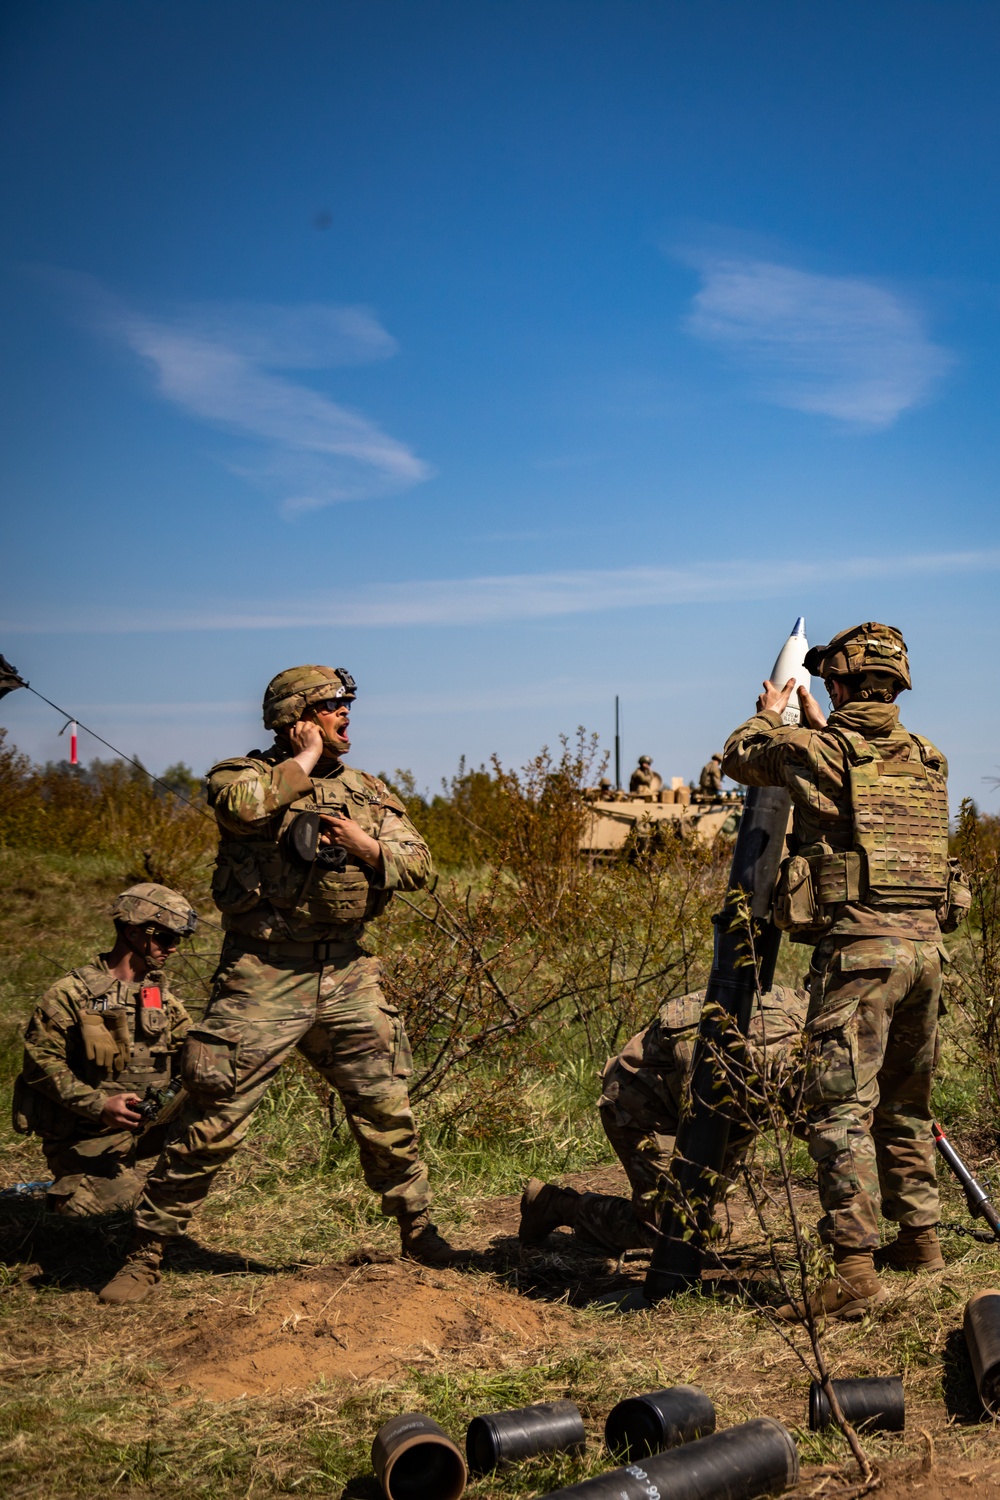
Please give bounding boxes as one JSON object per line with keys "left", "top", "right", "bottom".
{"left": 536, "top": 1418, "right": 799, "bottom": 1500}
{"left": 466, "top": 1399, "right": 585, "bottom": 1474}
{"left": 645, "top": 781, "right": 792, "bottom": 1302}
{"left": 964, "top": 1289, "right": 1000, "bottom": 1415}
{"left": 605, "top": 1385, "right": 716, "bottom": 1460}
{"left": 371, "top": 1413, "right": 467, "bottom": 1500}
{"left": 808, "top": 1377, "right": 904, "bottom": 1433}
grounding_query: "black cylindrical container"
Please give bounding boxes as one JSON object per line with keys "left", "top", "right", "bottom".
{"left": 605, "top": 1385, "right": 716, "bottom": 1460}
{"left": 808, "top": 1377, "right": 904, "bottom": 1433}
{"left": 466, "top": 1399, "right": 586, "bottom": 1474}
{"left": 964, "top": 1289, "right": 1000, "bottom": 1415}
{"left": 536, "top": 1418, "right": 798, "bottom": 1500}
{"left": 371, "top": 1413, "right": 467, "bottom": 1500}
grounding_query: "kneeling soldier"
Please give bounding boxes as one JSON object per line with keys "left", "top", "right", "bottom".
{"left": 100, "top": 664, "right": 466, "bottom": 1306}
{"left": 520, "top": 985, "right": 809, "bottom": 1254}
{"left": 13, "top": 884, "right": 196, "bottom": 1217}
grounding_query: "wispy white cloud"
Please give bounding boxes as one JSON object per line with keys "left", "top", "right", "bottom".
{"left": 49, "top": 272, "right": 432, "bottom": 514}
{"left": 7, "top": 550, "right": 999, "bottom": 634}
{"left": 680, "top": 252, "right": 952, "bottom": 427}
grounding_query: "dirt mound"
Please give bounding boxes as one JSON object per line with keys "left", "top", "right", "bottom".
{"left": 170, "top": 1257, "right": 578, "bottom": 1399}
{"left": 867, "top": 1460, "right": 1000, "bottom": 1498}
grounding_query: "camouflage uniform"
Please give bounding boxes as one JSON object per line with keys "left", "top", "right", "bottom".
{"left": 529, "top": 986, "right": 808, "bottom": 1255}
{"left": 13, "top": 959, "right": 191, "bottom": 1216}
{"left": 629, "top": 758, "right": 657, "bottom": 795}
{"left": 698, "top": 755, "right": 724, "bottom": 798}
{"left": 133, "top": 685, "right": 435, "bottom": 1243}
{"left": 722, "top": 696, "right": 949, "bottom": 1251}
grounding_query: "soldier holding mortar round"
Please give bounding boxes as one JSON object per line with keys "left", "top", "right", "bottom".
{"left": 722, "top": 622, "right": 969, "bottom": 1320}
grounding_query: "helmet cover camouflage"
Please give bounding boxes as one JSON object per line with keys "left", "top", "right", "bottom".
{"left": 803, "top": 622, "right": 911, "bottom": 691}
{"left": 111, "top": 883, "right": 198, "bottom": 934}
{"left": 262, "top": 664, "right": 357, "bottom": 730}
{"left": 638, "top": 756, "right": 652, "bottom": 766}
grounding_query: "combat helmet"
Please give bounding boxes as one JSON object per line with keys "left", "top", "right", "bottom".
{"left": 110, "top": 883, "right": 198, "bottom": 935}
{"left": 804, "top": 622, "right": 911, "bottom": 692}
{"left": 638, "top": 755, "right": 652, "bottom": 767}
{"left": 262, "top": 665, "right": 357, "bottom": 731}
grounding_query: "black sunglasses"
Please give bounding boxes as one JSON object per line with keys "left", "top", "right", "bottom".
{"left": 144, "top": 925, "right": 181, "bottom": 947}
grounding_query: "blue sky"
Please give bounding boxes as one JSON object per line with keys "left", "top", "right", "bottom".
{"left": 1, "top": 1, "right": 998, "bottom": 803}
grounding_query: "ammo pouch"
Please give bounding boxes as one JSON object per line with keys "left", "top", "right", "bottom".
{"left": 211, "top": 842, "right": 263, "bottom": 915}
{"left": 772, "top": 844, "right": 863, "bottom": 937}
{"left": 181, "top": 1024, "right": 242, "bottom": 1103}
{"left": 938, "top": 857, "right": 972, "bottom": 934}
{"left": 11, "top": 1074, "right": 76, "bottom": 1139}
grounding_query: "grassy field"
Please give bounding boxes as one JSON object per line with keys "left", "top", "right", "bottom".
{"left": 2, "top": 820, "right": 1000, "bottom": 1498}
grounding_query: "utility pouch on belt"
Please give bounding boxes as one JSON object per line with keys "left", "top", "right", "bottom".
{"left": 773, "top": 854, "right": 819, "bottom": 933}
{"left": 773, "top": 842, "right": 865, "bottom": 937}
{"left": 939, "top": 857, "right": 972, "bottom": 933}
{"left": 11, "top": 1073, "right": 76, "bottom": 1138}
{"left": 181, "top": 1024, "right": 242, "bottom": 1102}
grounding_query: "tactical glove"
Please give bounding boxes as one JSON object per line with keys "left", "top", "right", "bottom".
{"left": 80, "top": 1010, "right": 130, "bottom": 1074}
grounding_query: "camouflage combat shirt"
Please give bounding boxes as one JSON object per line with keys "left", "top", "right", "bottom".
{"left": 18, "top": 958, "right": 191, "bottom": 1129}
{"left": 722, "top": 700, "right": 946, "bottom": 939}
{"left": 207, "top": 747, "right": 433, "bottom": 943}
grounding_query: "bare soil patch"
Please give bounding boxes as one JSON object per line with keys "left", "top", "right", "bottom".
{"left": 170, "top": 1257, "right": 580, "bottom": 1399}
{"left": 873, "top": 1464, "right": 1000, "bottom": 1499}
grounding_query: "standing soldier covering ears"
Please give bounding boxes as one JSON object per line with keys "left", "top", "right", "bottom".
{"left": 13, "top": 884, "right": 196, "bottom": 1217}
{"left": 100, "top": 665, "right": 466, "bottom": 1306}
{"left": 722, "top": 623, "right": 969, "bottom": 1320}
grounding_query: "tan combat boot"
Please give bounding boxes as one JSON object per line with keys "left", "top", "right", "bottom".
{"left": 518, "top": 1179, "right": 583, "bottom": 1245}
{"left": 98, "top": 1229, "right": 166, "bottom": 1306}
{"left": 876, "top": 1225, "right": 946, "bottom": 1272}
{"left": 775, "top": 1249, "right": 888, "bottom": 1323}
{"left": 398, "top": 1210, "right": 471, "bottom": 1268}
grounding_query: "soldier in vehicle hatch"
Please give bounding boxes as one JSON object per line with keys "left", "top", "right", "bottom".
{"left": 13, "top": 884, "right": 196, "bottom": 1217}
{"left": 697, "top": 753, "right": 725, "bottom": 799}
{"left": 519, "top": 985, "right": 809, "bottom": 1255}
{"left": 629, "top": 756, "right": 660, "bottom": 794}
{"left": 99, "top": 665, "right": 467, "bottom": 1306}
{"left": 722, "top": 622, "right": 969, "bottom": 1321}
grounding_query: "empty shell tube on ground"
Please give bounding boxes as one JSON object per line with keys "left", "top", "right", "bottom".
{"left": 808, "top": 1377, "right": 904, "bottom": 1433}
{"left": 605, "top": 1385, "right": 716, "bottom": 1460}
{"left": 964, "top": 1289, "right": 1000, "bottom": 1415}
{"left": 536, "top": 1417, "right": 799, "bottom": 1500}
{"left": 371, "top": 1413, "right": 467, "bottom": 1500}
{"left": 466, "top": 1399, "right": 586, "bottom": 1474}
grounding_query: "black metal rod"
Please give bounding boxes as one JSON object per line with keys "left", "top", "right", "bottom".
{"left": 933, "top": 1123, "right": 1000, "bottom": 1241}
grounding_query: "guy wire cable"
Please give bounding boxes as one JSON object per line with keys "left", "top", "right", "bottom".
{"left": 0, "top": 653, "right": 227, "bottom": 932}
{"left": 0, "top": 652, "right": 214, "bottom": 820}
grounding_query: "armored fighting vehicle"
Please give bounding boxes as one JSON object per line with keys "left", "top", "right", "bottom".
{"left": 579, "top": 779, "right": 744, "bottom": 860}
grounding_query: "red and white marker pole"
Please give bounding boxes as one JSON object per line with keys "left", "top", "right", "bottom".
{"left": 59, "top": 717, "right": 79, "bottom": 766}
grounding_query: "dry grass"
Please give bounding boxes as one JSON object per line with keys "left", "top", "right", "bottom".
{"left": 2, "top": 823, "right": 1000, "bottom": 1496}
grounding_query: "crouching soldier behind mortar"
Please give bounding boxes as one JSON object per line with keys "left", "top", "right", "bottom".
{"left": 12, "top": 884, "right": 196, "bottom": 1217}
{"left": 520, "top": 984, "right": 809, "bottom": 1255}
{"left": 100, "top": 665, "right": 466, "bottom": 1306}
{"left": 723, "top": 622, "right": 970, "bottom": 1323}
